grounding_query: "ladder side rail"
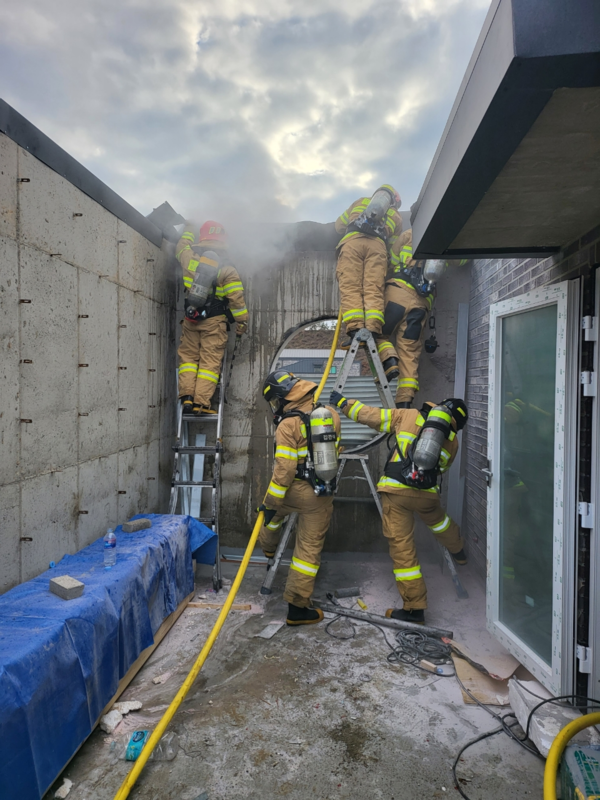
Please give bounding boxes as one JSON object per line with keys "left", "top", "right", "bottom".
{"left": 360, "top": 456, "right": 384, "bottom": 517}
{"left": 334, "top": 336, "right": 362, "bottom": 395}
{"left": 361, "top": 331, "right": 395, "bottom": 408}
{"left": 259, "top": 512, "right": 298, "bottom": 595}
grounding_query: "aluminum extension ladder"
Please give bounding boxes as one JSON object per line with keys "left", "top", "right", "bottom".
{"left": 259, "top": 327, "right": 468, "bottom": 599}
{"left": 169, "top": 352, "right": 227, "bottom": 590}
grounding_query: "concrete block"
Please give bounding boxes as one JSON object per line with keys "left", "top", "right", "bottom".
{"left": 117, "top": 445, "right": 148, "bottom": 522}
{"left": 117, "top": 220, "right": 156, "bottom": 295}
{"left": 78, "top": 271, "right": 119, "bottom": 460}
{"left": 117, "top": 288, "right": 149, "bottom": 450}
{"left": 122, "top": 517, "right": 151, "bottom": 532}
{"left": 49, "top": 575, "right": 84, "bottom": 600}
{"left": 77, "top": 454, "right": 118, "bottom": 549}
{"left": 0, "top": 483, "right": 20, "bottom": 594}
{"left": 18, "top": 149, "right": 118, "bottom": 280}
{"left": 0, "top": 235, "right": 20, "bottom": 485}
{"left": 0, "top": 133, "right": 17, "bottom": 239}
{"left": 147, "top": 438, "right": 160, "bottom": 511}
{"left": 19, "top": 246, "right": 78, "bottom": 476}
{"left": 21, "top": 467, "right": 78, "bottom": 582}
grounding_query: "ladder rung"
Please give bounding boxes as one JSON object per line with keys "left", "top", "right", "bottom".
{"left": 172, "top": 445, "right": 220, "bottom": 454}
{"left": 172, "top": 481, "right": 216, "bottom": 488}
{"left": 181, "top": 414, "right": 219, "bottom": 422}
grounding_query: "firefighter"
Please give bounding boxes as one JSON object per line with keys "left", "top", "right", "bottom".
{"left": 334, "top": 185, "right": 402, "bottom": 380}
{"left": 377, "top": 228, "right": 468, "bottom": 408}
{"left": 259, "top": 370, "right": 341, "bottom": 626}
{"left": 175, "top": 220, "right": 248, "bottom": 415}
{"left": 330, "top": 390, "right": 468, "bottom": 623}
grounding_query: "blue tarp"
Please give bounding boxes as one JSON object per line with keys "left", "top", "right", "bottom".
{"left": 0, "top": 514, "right": 216, "bottom": 800}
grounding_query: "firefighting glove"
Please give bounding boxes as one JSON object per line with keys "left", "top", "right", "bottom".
{"left": 329, "top": 391, "right": 348, "bottom": 410}
{"left": 236, "top": 321, "right": 248, "bottom": 336}
{"left": 257, "top": 503, "right": 277, "bottom": 525}
{"left": 185, "top": 305, "right": 201, "bottom": 322}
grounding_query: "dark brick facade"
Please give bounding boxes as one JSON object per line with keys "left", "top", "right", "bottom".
{"left": 464, "top": 223, "right": 600, "bottom": 574}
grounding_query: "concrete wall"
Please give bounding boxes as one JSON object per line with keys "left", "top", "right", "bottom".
{"left": 464, "top": 222, "right": 600, "bottom": 575}
{"left": 221, "top": 224, "right": 472, "bottom": 552}
{"left": 0, "top": 132, "right": 177, "bottom": 593}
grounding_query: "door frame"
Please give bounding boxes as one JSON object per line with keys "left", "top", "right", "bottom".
{"left": 486, "top": 280, "right": 580, "bottom": 695}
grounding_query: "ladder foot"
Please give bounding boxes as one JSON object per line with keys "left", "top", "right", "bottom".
{"left": 259, "top": 586, "right": 273, "bottom": 595}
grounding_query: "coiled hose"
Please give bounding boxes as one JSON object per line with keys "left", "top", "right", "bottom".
{"left": 543, "top": 712, "right": 600, "bottom": 799}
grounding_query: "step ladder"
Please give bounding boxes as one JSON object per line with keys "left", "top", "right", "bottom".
{"left": 169, "top": 352, "right": 227, "bottom": 590}
{"left": 259, "top": 327, "right": 468, "bottom": 599}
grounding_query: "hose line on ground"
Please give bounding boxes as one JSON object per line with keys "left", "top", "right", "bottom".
{"left": 314, "top": 311, "right": 342, "bottom": 403}
{"left": 543, "top": 712, "right": 600, "bottom": 799}
{"left": 113, "top": 511, "right": 265, "bottom": 800}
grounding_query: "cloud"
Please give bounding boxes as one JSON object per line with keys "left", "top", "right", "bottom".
{"left": 0, "top": 0, "right": 491, "bottom": 226}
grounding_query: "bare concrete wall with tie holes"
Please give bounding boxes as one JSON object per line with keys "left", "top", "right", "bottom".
{"left": 0, "top": 132, "right": 177, "bottom": 593}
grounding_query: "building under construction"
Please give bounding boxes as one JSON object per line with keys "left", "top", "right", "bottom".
{"left": 1, "top": 0, "right": 600, "bottom": 798}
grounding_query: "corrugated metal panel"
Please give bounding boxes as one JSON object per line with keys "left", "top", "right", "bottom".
{"left": 295, "top": 372, "right": 397, "bottom": 444}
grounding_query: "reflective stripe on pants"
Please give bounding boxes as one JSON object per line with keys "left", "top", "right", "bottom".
{"left": 177, "top": 316, "right": 228, "bottom": 406}
{"left": 336, "top": 236, "right": 387, "bottom": 334}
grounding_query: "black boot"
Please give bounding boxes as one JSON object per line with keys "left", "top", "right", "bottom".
{"left": 385, "top": 607, "right": 425, "bottom": 624}
{"left": 340, "top": 330, "right": 356, "bottom": 350}
{"left": 382, "top": 357, "right": 399, "bottom": 381}
{"left": 395, "top": 401, "right": 412, "bottom": 409}
{"left": 286, "top": 603, "right": 324, "bottom": 626}
{"left": 181, "top": 396, "right": 193, "bottom": 414}
{"left": 451, "top": 548, "right": 468, "bottom": 565}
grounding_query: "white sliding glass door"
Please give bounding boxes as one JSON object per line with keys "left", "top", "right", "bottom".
{"left": 487, "top": 281, "right": 579, "bottom": 695}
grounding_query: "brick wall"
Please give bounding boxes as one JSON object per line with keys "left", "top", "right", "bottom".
{"left": 464, "top": 222, "right": 600, "bottom": 574}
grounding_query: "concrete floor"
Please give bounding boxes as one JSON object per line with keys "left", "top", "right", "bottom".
{"left": 54, "top": 546, "right": 545, "bottom": 800}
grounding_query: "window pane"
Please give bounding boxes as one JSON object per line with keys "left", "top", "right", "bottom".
{"left": 499, "top": 304, "right": 557, "bottom": 665}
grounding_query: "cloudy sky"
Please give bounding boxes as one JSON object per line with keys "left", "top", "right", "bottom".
{"left": 0, "top": 0, "right": 491, "bottom": 226}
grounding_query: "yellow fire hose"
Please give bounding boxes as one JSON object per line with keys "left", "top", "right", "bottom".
{"left": 314, "top": 311, "right": 342, "bottom": 403}
{"left": 113, "top": 510, "right": 264, "bottom": 800}
{"left": 543, "top": 712, "right": 600, "bottom": 799}
{"left": 113, "top": 313, "right": 342, "bottom": 798}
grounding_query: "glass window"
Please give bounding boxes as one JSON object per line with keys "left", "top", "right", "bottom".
{"left": 498, "top": 305, "right": 557, "bottom": 665}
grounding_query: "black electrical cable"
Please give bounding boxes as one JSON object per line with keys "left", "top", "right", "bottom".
{"left": 386, "top": 629, "right": 454, "bottom": 676}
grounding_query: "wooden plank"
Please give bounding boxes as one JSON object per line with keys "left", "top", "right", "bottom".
{"left": 188, "top": 601, "right": 251, "bottom": 610}
{"left": 100, "top": 590, "right": 194, "bottom": 717}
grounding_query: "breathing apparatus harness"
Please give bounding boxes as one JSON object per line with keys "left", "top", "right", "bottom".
{"left": 384, "top": 404, "right": 454, "bottom": 490}
{"left": 347, "top": 186, "right": 397, "bottom": 244}
{"left": 184, "top": 247, "right": 235, "bottom": 327}
{"left": 394, "top": 261, "right": 434, "bottom": 298}
{"left": 277, "top": 405, "right": 339, "bottom": 496}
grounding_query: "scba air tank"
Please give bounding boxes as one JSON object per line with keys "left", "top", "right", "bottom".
{"left": 364, "top": 189, "right": 392, "bottom": 223}
{"left": 310, "top": 406, "right": 338, "bottom": 485}
{"left": 188, "top": 250, "right": 219, "bottom": 310}
{"left": 412, "top": 405, "right": 453, "bottom": 472}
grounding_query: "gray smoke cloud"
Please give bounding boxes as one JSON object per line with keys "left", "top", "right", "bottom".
{"left": 0, "top": 0, "right": 490, "bottom": 225}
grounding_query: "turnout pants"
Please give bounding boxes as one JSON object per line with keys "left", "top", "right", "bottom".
{"left": 258, "top": 481, "right": 334, "bottom": 608}
{"left": 377, "top": 283, "right": 431, "bottom": 403}
{"left": 381, "top": 491, "right": 464, "bottom": 610}
{"left": 177, "top": 316, "right": 228, "bottom": 407}
{"left": 336, "top": 236, "right": 388, "bottom": 334}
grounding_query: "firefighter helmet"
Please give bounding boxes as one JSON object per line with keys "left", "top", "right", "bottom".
{"left": 263, "top": 370, "right": 300, "bottom": 417}
{"left": 199, "top": 220, "right": 227, "bottom": 245}
{"left": 440, "top": 398, "right": 469, "bottom": 430}
{"left": 377, "top": 184, "right": 401, "bottom": 210}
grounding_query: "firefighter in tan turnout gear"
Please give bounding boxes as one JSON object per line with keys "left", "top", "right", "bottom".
{"left": 334, "top": 185, "right": 402, "bottom": 381}
{"left": 377, "top": 228, "right": 468, "bottom": 408}
{"left": 259, "top": 370, "right": 341, "bottom": 626}
{"left": 330, "top": 390, "right": 468, "bottom": 624}
{"left": 176, "top": 220, "right": 248, "bottom": 415}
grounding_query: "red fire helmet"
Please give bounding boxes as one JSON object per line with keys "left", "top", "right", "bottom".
{"left": 198, "top": 220, "right": 227, "bottom": 245}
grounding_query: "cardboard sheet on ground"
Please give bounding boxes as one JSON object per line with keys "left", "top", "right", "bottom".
{"left": 0, "top": 514, "right": 211, "bottom": 800}
{"left": 451, "top": 640, "right": 520, "bottom": 706}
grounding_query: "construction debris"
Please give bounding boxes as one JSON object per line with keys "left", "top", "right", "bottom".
{"left": 49, "top": 576, "right": 84, "bottom": 601}
{"left": 254, "top": 621, "right": 285, "bottom": 639}
{"left": 54, "top": 778, "right": 73, "bottom": 798}
{"left": 452, "top": 654, "right": 510, "bottom": 705}
{"left": 122, "top": 518, "right": 152, "bottom": 533}
{"left": 113, "top": 701, "right": 142, "bottom": 715}
{"left": 99, "top": 709, "right": 123, "bottom": 734}
{"left": 334, "top": 586, "right": 360, "bottom": 598}
{"left": 152, "top": 671, "right": 172, "bottom": 685}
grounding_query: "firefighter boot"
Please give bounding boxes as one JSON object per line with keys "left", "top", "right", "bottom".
{"left": 286, "top": 603, "right": 325, "bottom": 626}
{"left": 192, "top": 404, "right": 218, "bottom": 416}
{"left": 386, "top": 608, "right": 425, "bottom": 624}
{"left": 382, "top": 357, "right": 399, "bottom": 381}
{"left": 451, "top": 548, "right": 468, "bottom": 565}
{"left": 181, "top": 396, "right": 194, "bottom": 414}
